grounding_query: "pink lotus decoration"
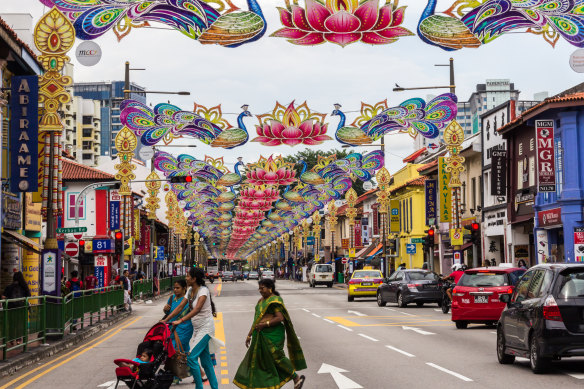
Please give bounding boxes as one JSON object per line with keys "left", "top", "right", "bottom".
{"left": 246, "top": 155, "right": 297, "bottom": 186}
{"left": 239, "top": 186, "right": 280, "bottom": 202}
{"left": 271, "top": 0, "right": 413, "bottom": 47}
{"left": 253, "top": 101, "right": 332, "bottom": 147}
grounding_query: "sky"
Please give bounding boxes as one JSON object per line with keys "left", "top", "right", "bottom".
{"left": 3, "top": 0, "right": 584, "bottom": 174}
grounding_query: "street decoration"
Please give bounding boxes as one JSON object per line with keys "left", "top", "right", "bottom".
{"left": 39, "top": 0, "right": 266, "bottom": 48}
{"left": 35, "top": 7, "right": 75, "bottom": 220}
{"left": 246, "top": 156, "right": 297, "bottom": 186}
{"left": 344, "top": 188, "right": 358, "bottom": 257}
{"left": 272, "top": 0, "right": 413, "bottom": 47}
{"left": 443, "top": 120, "right": 465, "bottom": 232}
{"left": 252, "top": 101, "right": 332, "bottom": 147}
{"left": 145, "top": 171, "right": 162, "bottom": 220}
{"left": 418, "top": 0, "right": 584, "bottom": 51}
{"left": 333, "top": 93, "right": 458, "bottom": 146}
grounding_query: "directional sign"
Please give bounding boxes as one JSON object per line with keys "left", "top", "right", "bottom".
{"left": 318, "top": 363, "right": 363, "bottom": 389}
{"left": 406, "top": 244, "right": 416, "bottom": 254}
{"left": 56, "top": 227, "right": 87, "bottom": 234}
{"left": 411, "top": 238, "right": 423, "bottom": 244}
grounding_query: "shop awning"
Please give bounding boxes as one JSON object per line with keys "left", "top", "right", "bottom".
{"left": 2, "top": 229, "right": 43, "bottom": 254}
{"left": 365, "top": 244, "right": 383, "bottom": 263}
{"left": 357, "top": 241, "right": 381, "bottom": 259}
{"left": 461, "top": 242, "right": 474, "bottom": 251}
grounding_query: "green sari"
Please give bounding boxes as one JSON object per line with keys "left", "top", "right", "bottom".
{"left": 233, "top": 295, "right": 306, "bottom": 389}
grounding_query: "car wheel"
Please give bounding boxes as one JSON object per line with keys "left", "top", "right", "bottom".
{"left": 455, "top": 321, "right": 468, "bottom": 329}
{"left": 497, "top": 327, "right": 515, "bottom": 365}
{"left": 397, "top": 293, "right": 407, "bottom": 308}
{"left": 530, "top": 334, "right": 550, "bottom": 374}
{"left": 348, "top": 295, "right": 354, "bottom": 302}
{"left": 377, "top": 292, "right": 386, "bottom": 307}
{"left": 327, "top": 283, "right": 333, "bottom": 288}
{"left": 416, "top": 302, "right": 424, "bottom": 307}
{"left": 437, "top": 300, "right": 443, "bottom": 308}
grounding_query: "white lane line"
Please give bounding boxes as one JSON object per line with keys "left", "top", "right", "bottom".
{"left": 426, "top": 363, "right": 473, "bottom": 382}
{"left": 434, "top": 309, "right": 442, "bottom": 312}
{"left": 338, "top": 325, "right": 353, "bottom": 332}
{"left": 323, "top": 319, "right": 334, "bottom": 324}
{"left": 385, "top": 345, "right": 415, "bottom": 358}
{"left": 384, "top": 308, "right": 396, "bottom": 312}
{"left": 348, "top": 310, "right": 367, "bottom": 316}
{"left": 311, "top": 313, "right": 321, "bottom": 318}
{"left": 302, "top": 308, "right": 310, "bottom": 312}
{"left": 490, "top": 331, "right": 497, "bottom": 334}
{"left": 400, "top": 311, "right": 416, "bottom": 316}
{"left": 565, "top": 372, "right": 584, "bottom": 379}
{"left": 358, "top": 333, "right": 379, "bottom": 342}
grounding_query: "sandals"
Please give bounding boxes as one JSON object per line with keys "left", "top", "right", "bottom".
{"left": 294, "top": 375, "right": 305, "bottom": 389}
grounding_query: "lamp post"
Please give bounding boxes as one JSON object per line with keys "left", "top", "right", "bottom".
{"left": 345, "top": 188, "right": 358, "bottom": 270}
{"left": 393, "top": 58, "right": 456, "bottom": 95}
{"left": 302, "top": 219, "right": 311, "bottom": 264}
{"left": 376, "top": 167, "right": 392, "bottom": 277}
{"left": 312, "top": 211, "right": 322, "bottom": 262}
{"left": 327, "top": 201, "right": 338, "bottom": 277}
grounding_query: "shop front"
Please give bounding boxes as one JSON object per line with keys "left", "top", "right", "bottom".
{"left": 482, "top": 208, "right": 507, "bottom": 265}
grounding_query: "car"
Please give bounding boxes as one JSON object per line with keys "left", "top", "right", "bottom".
{"left": 221, "top": 271, "right": 236, "bottom": 282}
{"left": 309, "top": 264, "right": 334, "bottom": 288}
{"left": 348, "top": 269, "right": 384, "bottom": 302}
{"left": 233, "top": 270, "right": 244, "bottom": 281}
{"left": 451, "top": 266, "right": 525, "bottom": 329}
{"left": 497, "top": 263, "right": 584, "bottom": 373}
{"left": 260, "top": 271, "right": 275, "bottom": 281}
{"left": 377, "top": 269, "right": 442, "bottom": 308}
{"left": 248, "top": 271, "right": 259, "bottom": 280}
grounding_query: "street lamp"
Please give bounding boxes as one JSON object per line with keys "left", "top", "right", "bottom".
{"left": 392, "top": 58, "right": 456, "bottom": 95}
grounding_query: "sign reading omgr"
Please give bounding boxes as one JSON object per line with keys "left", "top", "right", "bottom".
{"left": 535, "top": 120, "right": 556, "bottom": 193}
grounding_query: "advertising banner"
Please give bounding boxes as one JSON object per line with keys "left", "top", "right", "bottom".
{"left": 491, "top": 150, "right": 507, "bottom": 196}
{"left": 425, "top": 179, "right": 437, "bottom": 226}
{"left": 390, "top": 199, "right": 400, "bottom": 233}
{"left": 574, "top": 228, "right": 584, "bottom": 263}
{"left": 438, "top": 157, "right": 452, "bottom": 222}
{"left": 538, "top": 208, "right": 562, "bottom": 227}
{"left": 22, "top": 240, "right": 40, "bottom": 296}
{"left": 10, "top": 76, "right": 38, "bottom": 192}
{"left": 450, "top": 228, "right": 464, "bottom": 246}
{"left": 109, "top": 190, "right": 121, "bottom": 230}
{"left": 535, "top": 120, "right": 556, "bottom": 192}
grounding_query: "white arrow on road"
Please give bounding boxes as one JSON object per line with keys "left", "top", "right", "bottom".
{"left": 98, "top": 381, "right": 126, "bottom": 389}
{"left": 347, "top": 310, "right": 367, "bottom": 316}
{"left": 318, "top": 363, "right": 363, "bottom": 389}
{"left": 402, "top": 326, "right": 435, "bottom": 335}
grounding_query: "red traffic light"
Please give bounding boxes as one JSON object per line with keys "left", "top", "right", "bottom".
{"left": 115, "top": 231, "right": 123, "bottom": 240}
{"left": 428, "top": 228, "right": 435, "bottom": 236}
{"left": 79, "top": 239, "right": 85, "bottom": 246}
{"left": 471, "top": 222, "right": 480, "bottom": 231}
{"left": 186, "top": 176, "right": 193, "bottom": 183}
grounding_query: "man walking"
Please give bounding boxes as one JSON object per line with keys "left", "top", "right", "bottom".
{"left": 121, "top": 270, "right": 132, "bottom": 312}
{"left": 85, "top": 272, "right": 97, "bottom": 291}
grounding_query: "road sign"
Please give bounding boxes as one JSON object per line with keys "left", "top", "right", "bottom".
{"left": 56, "top": 227, "right": 87, "bottom": 234}
{"left": 348, "top": 248, "right": 355, "bottom": 258}
{"left": 306, "top": 236, "right": 315, "bottom": 245}
{"left": 65, "top": 242, "right": 78, "bottom": 257}
{"left": 450, "top": 228, "right": 463, "bottom": 246}
{"left": 342, "top": 257, "right": 348, "bottom": 264}
{"left": 406, "top": 244, "right": 416, "bottom": 254}
{"left": 454, "top": 251, "right": 461, "bottom": 264}
{"left": 411, "top": 238, "right": 423, "bottom": 244}
{"left": 92, "top": 239, "right": 113, "bottom": 254}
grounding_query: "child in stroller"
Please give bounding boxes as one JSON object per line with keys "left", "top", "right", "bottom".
{"left": 118, "top": 348, "right": 153, "bottom": 372}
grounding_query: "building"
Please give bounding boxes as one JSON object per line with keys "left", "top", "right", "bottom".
{"left": 72, "top": 81, "right": 146, "bottom": 158}
{"left": 62, "top": 91, "right": 102, "bottom": 166}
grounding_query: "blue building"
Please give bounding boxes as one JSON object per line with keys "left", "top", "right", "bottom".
{"left": 500, "top": 91, "right": 584, "bottom": 264}
{"left": 72, "top": 81, "right": 146, "bottom": 158}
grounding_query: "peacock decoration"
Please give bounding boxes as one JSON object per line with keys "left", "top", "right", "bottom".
{"left": 333, "top": 93, "right": 458, "bottom": 146}
{"left": 121, "top": 100, "right": 251, "bottom": 149}
{"left": 418, "top": 0, "right": 584, "bottom": 51}
{"left": 40, "top": 0, "right": 266, "bottom": 47}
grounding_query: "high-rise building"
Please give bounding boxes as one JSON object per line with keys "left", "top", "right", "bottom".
{"left": 72, "top": 81, "right": 146, "bottom": 158}
{"left": 62, "top": 95, "right": 102, "bottom": 166}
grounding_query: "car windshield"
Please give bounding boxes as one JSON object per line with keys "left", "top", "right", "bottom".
{"left": 263, "top": 271, "right": 273, "bottom": 275}
{"left": 353, "top": 271, "right": 381, "bottom": 279}
{"left": 407, "top": 271, "right": 438, "bottom": 281}
{"left": 558, "top": 271, "right": 584, "bottom": 298}
{"left": 250, "top": 272, "right": 258, "bottom": 275}
{"left": 223, "top": 272, "right": 233, "bottom": 275}
{"left": 315, "top": 265, "right": 332, "bottom": 272}
{"left": 458, "top": 272, "right": 507, "bottom": 287}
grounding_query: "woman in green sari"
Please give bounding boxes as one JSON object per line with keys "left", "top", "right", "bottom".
{"left": 234, "top": 279, "right": 306, "bottom": 389}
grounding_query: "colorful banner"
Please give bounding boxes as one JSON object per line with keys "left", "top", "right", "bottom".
{"left": 425, "top": 179, "right": 437, "bottom": 226}
{"left": 133, "top": 209, "right": 140, "bottom": 241}
{"left": 109, "top": 190, "right": 121, "bottom": 230}
{"left": 94, "top": 255, "right": 108, "bottom": 288}
{"left": 535, "top": 120, "right": 556, "bottom": 192}
{"left": 491, "top": 150, "right": 507, "bottom": 196}
{"left": 438, "top": 157, "right": 452, "bottom": 223}
{"left": 22, "top": 239, "right": 40, "bottom": 296}
{"left": 10, "top": 76, "right": 38, "bottom": 193}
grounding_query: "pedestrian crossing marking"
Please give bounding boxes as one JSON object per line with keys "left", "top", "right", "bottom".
{"left": 221, "top": 370, "right": 228, "bottom": 375}
{"left": 221, "top": 378, "right": 229, "bottom": 384}
{"left": 221, "top": 362, "right": 227, "bottom": 367}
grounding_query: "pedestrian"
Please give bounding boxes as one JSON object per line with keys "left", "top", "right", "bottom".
{"left": 398, "top": 263, "right": 406, "bottom": 270}
{"left": 85, "top": 272, "right": 98, "bottom": 291}
{"left": 170, "top": 268, "right": 221, "bottom": 389}
{"left": 121, "top": 270, "right": 132, "bottom": 312}
{"left": 233, "top": 279, "right": 306, "bottom": 389}
{"left": 66, "top": 270, "right": 83, "bottom": 297}
{"left": 1, "top": 271, "right": 31, "bottom": 346}
{"left": 161, "top": 279, "right": 194, "bottom": 384}
{"left": 517, "top": 259, "right": 528, "bottom": 269}
{"left": 422, "top": 262, "right": 429, "bottom": 270}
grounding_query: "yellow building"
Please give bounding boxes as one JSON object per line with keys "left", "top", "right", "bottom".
{"left": 388, "top": 163, "right": 428, "bottom": 269}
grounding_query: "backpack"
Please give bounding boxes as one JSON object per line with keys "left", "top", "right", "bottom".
{"left": 70, "top": 279, "right": 81, "bottom": 292}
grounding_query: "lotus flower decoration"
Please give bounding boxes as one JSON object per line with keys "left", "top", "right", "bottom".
{"left": 239, "top": 185, "right": 280, "bottom": 202}
{"left": 246, "top": 155, "right": 297, "bottom": 186}
{"left": 253, "top": 101, "right": 332, "bottom": 146}
{"left": 272, "top": 0, "right": 413, "bottom": 47}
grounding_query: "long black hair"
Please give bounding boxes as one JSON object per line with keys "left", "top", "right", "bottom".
{"left": 258, "top": 278, "right": 280, "bottom": 296}
{"left": 13, "top": 271, "right": 30, "bottom": 296}
{"left": 189, "top": 267, "right": 216, "bottom": 315}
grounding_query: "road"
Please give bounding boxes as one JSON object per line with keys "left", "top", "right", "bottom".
{"left": 2, "top": 279, "right": 584, "bottom": 388}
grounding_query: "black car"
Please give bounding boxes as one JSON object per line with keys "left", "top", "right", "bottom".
{"left": 497, "top": 263, "right": 584, "bottom": 373}
{"left": 377, "top": 269, "right": 442, "bottom": 308}
{"left": 221, "top": 271, "right": 236, "bottom": 282}
{"left": 233, "top": 271, "right": 244, "bottom": 281}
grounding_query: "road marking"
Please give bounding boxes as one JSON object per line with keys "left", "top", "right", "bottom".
{"left": 385, "top": 345, "right": 415, "bottom": 358}
{"left": 402, "top": 326, "right": 435, "bottom": 335}
{"left": 318, "top": 363, "right": 363, "bottom": 389}
{"left": 0, "top": 316, "right": 141, "bottom": 389}
{"left": 215, "top": 282, "right": 223, "bottom": 297}
{"left": 347, "top": 310, "right": 367, "bottom": 316}
{"left": 312, "top": 313, "right": 321, "bottom": 318}
{"left": 9, "top": 316, "right": 142, "bottom": 389}
{"left": 358, "top": 333, "right": 379, "bottom": 342}
{"left": 302, "top": 308, "right": 310, "bottom": 312}
{"left": 221, "top": 378, "right": 229, "bottom": 384}
{"left": 399, "top": 311, "right": 416, "bottom": 316}
{"left": 338, "top": 325, "right": 353, "bottom": 332}
{"left": 324, "top": 319, "right": 334, "bottom": 324}
{"left": 384, "top": 308, "right": 396, "bottom": 312}
{"left": 434, "top": 309, "right": 443, "bottom": 312}
{"left": 98, "top": 381, "right": 126, "bottom": 389}
{"left": 426, "top": 363, "right": 473, "bottom": 382}
{"left": 565, "top": 372, "right": 584, "bottom": 379}
{"left": 490, "top": 331, "right": 497, "bottom": 334}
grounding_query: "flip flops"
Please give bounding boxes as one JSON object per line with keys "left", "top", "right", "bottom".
{"left": 294, "top": 375, "right": 305, "bottom": 389}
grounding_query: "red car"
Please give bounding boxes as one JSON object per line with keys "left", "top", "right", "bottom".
{"left": 451, "top": 267, "right": 526, "bottom": 329}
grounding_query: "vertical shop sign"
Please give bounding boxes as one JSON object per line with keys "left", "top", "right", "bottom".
{"left": 22, "top": 239, "right": 40, "bottom": 296}
{"left": 390, "top": 199, "right": 400, "bottom": 233}
{"left": 574, "top": 228, "right": 584, "bottom": 263}
{"left": 425, "top": 179, "right": 437, "bottom": 226}
{"left": 438, "top": 157, "right": 452, "bottom": 222}
{"left": 41, "top": 249, "right": 61, "bottom": 296}
{"left": 109, "top": 190, "right": 121, "bottom": 230}
{"left": 491, "top": 150, "right": 507, "bottom": 196}
{"left": 535, "top": 120, "right": 556, "bottom": 192}
{"left": 94, "top": 255, "right": 108, "bottom": 287}
{"left": 354, "top": 220, "right": 362, "bottom": 247}
{"left": 10, "top": 76, "right": 38, "bottom": 192}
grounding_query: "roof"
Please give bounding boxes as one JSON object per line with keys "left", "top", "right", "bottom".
{"left": 498, "top": 92, "right": 584, "bottom": 134}
{"left": 417, "top": 160, "right": 438, "bottom": 173}
{"left": 403, "top": 147, "right": 426, "bottom": 163}
{"left": 63, "top": 159, "right": 115, "bottom": 181}
{"left": 0, "top": 17, "right": 38, "bottom": 62}
{"left": 356, "top": 188, "right": 377, "bottom": 204}
{"left": 390, "top": 176, "right": 427, "bottom": 193}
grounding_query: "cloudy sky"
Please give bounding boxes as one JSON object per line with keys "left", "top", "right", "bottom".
{"left": 3, "top": 0, "right": 584, "bottom": 174}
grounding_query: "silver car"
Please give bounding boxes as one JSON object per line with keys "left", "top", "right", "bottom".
{"left": 248, "top": 271, "right": 259, "bottom": 280}
{"left": 261, "top": 271, "right": 275, "bottom": 281}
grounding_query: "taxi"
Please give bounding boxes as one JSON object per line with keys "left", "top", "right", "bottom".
{"left": 348, "top": 268, "right": 384, "bottom": 302}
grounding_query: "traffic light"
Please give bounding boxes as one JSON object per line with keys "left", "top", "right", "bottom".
{"left": 115, "top": 231, "right": 123, "bottom": 255}
{"left": 169, "top": 175, "right": 193, "bottom": 184}
{"left": 422, "top": 228, "right": 435, "bottom": 251}
{"left": 79, "top": 239, "right": 85, "bottom": 256}
{"left": 387, "top": 239, "right": 397, "bottom": 251}
{"left": 464, "top": 223, "right": 481, "bottom": 245}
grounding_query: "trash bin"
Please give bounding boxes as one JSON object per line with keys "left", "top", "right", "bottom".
{"left": 338, "top": 273, "right": 344, "bottom": 283}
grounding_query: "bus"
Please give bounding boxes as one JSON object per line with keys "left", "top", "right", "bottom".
{"left": 206, "top": 258, "right": 219, "bottom": 282}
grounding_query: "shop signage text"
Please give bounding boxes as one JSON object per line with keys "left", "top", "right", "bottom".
{"left": 535, "top": 120, "right": 556, "bottom": 192}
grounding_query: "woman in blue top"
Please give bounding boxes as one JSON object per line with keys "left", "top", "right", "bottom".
{"left": 162, "top": 279, "right": 194, "bottom": 384}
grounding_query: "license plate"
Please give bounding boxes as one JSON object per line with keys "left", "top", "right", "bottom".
{"left": 423, "top": 284, "right": 437, "bottom": 290}
{"left": 362, "top": 282, "right": 372, "bottom": 286}
{"left": 474, "top": 295, "right": 489, "bottom": 304}
{"left": 321, "top": 275, "right": 327, "bottom": 278}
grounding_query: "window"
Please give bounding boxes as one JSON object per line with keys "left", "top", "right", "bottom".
{"left": 82, "top": 128, "right": 92, "bottom": 137}
{"left": 512, "top": 270, "right": 535, "bottom": 303}
{"left": 471, "top": 177, "right": 476, "bottom": 209}
{"left": 82, "top": 116, "right": 92, "bottom": 125}
{"left": 530, "top": 138, "right": 535, "bottom": 151}
{"left": 529, "top": 156, "right": 535, "bottom": 187}
{"left": 409, "top": 197, "right": 413, "bottom": 232}
{"left": 517, "top": 160, "right": 523, "bottom": 189}
{"left": 68, "top": 193, "right": 85, "bottom": 219}
{"left": 519, "top": 142, "right": 523, "bottom": 155}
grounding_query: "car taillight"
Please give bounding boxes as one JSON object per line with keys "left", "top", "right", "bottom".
{"left": 348, "top": 279, "right": 359, "bottom": 285}
{"left": 407, "top": 283, "right": 419, "bottom": 290}
{"left": 452, "top": 288, "right": 465, "bottom": 297}
{"left": 543, "top": 295, "right": 563, "bottom": 322}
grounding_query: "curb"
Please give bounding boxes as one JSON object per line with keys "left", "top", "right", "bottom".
{"left": 0, "top": 310, "right": 130, "bottom": 378}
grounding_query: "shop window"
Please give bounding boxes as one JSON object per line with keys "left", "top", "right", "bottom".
{"left": 471, "top": 177, "right": 476, "bottom": 209}
{"left": 68, "top": 193, "right": 85, "bottom": 219}
{"left": 409, "top": 197, "right": 413, "bottom": 232}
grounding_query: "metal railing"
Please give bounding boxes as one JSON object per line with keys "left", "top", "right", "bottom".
{"left": 131, "top": 276, "right": 184, "bottom": 300}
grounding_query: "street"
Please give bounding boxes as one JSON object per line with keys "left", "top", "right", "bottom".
{"left": 2, "top": 280, "right": 584, "bottom": 388}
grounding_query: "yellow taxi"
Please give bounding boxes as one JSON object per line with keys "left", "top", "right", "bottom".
{"left": 348, "top": 268, "right": 384, "bottom": 302}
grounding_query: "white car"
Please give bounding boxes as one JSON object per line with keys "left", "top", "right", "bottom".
{"left": 260, "top": 271, "right": 275, "bottom": 281}
{"left": 309, "top": 264, "right": 334, "bottom": 288}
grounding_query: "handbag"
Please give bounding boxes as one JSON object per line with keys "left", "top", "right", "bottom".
{"left": 168, "top": 330, "right": 189, "bottom": 379}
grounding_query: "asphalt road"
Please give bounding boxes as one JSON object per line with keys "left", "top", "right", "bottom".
{"left": 2, "top": 279, "right": 584, "bottom": 388}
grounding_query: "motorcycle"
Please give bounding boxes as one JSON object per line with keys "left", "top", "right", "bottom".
{"left": 440, "top": 280, "right": 454, "bottom": 314}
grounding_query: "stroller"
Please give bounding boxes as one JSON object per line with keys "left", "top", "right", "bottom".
{"left": 113, "top": 322, "right": 176, "bottom": 389}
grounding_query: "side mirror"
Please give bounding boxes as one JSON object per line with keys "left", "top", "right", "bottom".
{"left": 499, "top": 294, "right": 511, "bottom": 303}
